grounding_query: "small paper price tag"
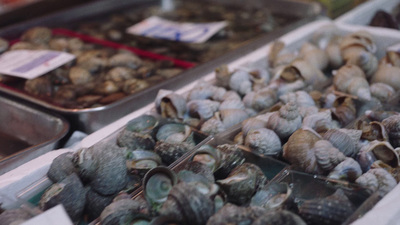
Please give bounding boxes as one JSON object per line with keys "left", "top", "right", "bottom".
{"left": 0, "top": 50, "right": 75, "bottom": 80}
{"left": 126, "top": 16, "right": 227, "bottom": 44}
{"left": 21, "top": 204, "right": 73, "bottom": 225}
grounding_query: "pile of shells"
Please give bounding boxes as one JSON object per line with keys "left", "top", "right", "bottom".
{"left": 155, "top": 27, "right": 399, "bottom": 139}
{"left": 32, "top": 114, "right": 203, "bottom": 224}
{"left": 0, "top": 26, "right": 184, "bottom": 109}
{"left": 96, "top": 143, "right": 368, "bottom": 225}
{"left": 77, "top": 0, "right": 291, "bottom": 63}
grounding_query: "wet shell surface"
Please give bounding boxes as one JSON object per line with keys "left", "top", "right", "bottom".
{"left": 154, "top": 141, "right": 192, "bottom": 165}
{"left": 244, "top": 128, "right": 282, "bottom": 156}
{"left": 217, "top": 163, "right": 267, "bottom": 205}
{"left": 100, "top": 198, "right": 149, "bottom": 225}
{"left": 160, "top": 182, "right": 214, "bottom": 225}
{"left": 39, "top": 173, "right": 86, "bottom": 223}
{"left": 299, "top": 189, "right": 355, "bottom": 225}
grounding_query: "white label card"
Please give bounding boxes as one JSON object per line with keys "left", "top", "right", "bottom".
{"left": 0, "top": 50, "right": 75, "bottom": 79}
{"left": 21, "top": 204, "right": 73, "bottom": 225}
{"left": 126, "top": 16, "right": 228, "bottom": 44}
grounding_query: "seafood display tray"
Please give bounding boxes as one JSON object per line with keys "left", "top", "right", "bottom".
{"left": 335, "top": 0, "right": 400, "bottom": 27}
{"left": 4, "top": 115, "right": 212, "bottom": 224}
{"left": 0, "top": 93, "right": 69, "bottom": 176}
{"left": 0, "top": 27, "right": 193, "bottom": 134}
{"left": 0, "top": 0, "right": 321, "bottom": 134}
{"left": 122, "top": 136, "right": 374, "bottom": 225}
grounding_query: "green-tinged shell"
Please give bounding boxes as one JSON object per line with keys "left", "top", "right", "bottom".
{"left": 217, "top": 163, "right": 267, "bottom": 205}
{"left": 156, "top": 123, "right": 192, "bottom": 144}
{"left": 215, "top": 144, "right": 245, "bottom": 178}
{"left": 299, "top": 189, "right": 355, "bottom": 225}
{"left": 191, "top": 144, "right": 221, "bottom": 173}
{"left": 0, "top": 208, "right": 33, "bottom": 225}
{"left": 100, "top": 198, "right": 150, "bottom": 225}
{"left": 47, "top": 152, "right": 77, "bottom": 183}
{"left": 250, "top": 183, "right": 293, "bottom": 211}
{"left": 39, "top": 173, "right": 86, "bottom": 223}
{"left": 178, "top": 170, "right": 218, "bottom": 197}
{"left": 89, "top": 144, "right": 128, "bottom": 195}
{"left": 159, "top": 182, "right": 214, "bottom": 225}
{"left": 252, "top": 210, "right": 307, "bottom": 225}
{"left": 73, "top": 147, "right": 98, "bottom": 182}
{"left": 154, "top": 141, "right": 192, "bottom": 165}
{"left": 206, "top": 203, "right": 267, "bottom": 225}
{"left": 126, "top": 150, "right": 162, "bottom": 176}
{"left": 143, "top": 167, "right": 177, "bottom": 210}
{"left": 85, "top": 188, "right": 116, "bottom": 221}
{"left": 184, "top": 160, "right": 215, "bottom": 183}
{"left": 117, "top": 129, "right": 156, "bottom": 151}
{"left": 126, "top": 115, "right": 159, "bottom": 134}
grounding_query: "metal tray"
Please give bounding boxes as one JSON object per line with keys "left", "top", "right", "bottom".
{"left": 0, "top": 0, "right": 95, "bottom": 28}
{"left": 0, "top": 0, "right": 321, "bottom": 134}
{"left": 0, "top": 93, "right": 69, "bottom": 175}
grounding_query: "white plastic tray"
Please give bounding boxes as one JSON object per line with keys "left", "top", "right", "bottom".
{"left": 335, "top": 0, "right": 400, "bottom": 26}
